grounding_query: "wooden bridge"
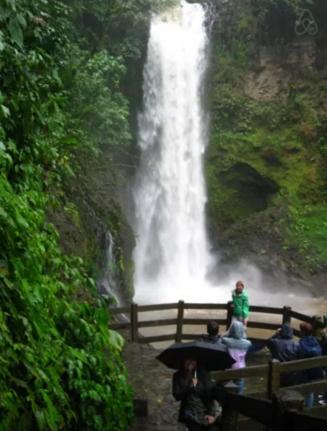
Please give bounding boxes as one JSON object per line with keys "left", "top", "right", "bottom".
{"left": 110, "top": 301, "right": 327, "bottom": 431}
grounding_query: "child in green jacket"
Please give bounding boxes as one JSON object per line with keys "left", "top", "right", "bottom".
{"left": 231, "top": 280, "right": 249, "bottom": 326}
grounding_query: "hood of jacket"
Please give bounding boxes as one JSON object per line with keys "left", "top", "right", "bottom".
{"left": 299, "top": 336, "right": 322, "bottom": 357}
{"left": 222, "top": 321, "right": 252, "bottom": 351}
{"left": 228, "top": 321, "right": 246, "bottom": 339}
{"left": 279, "top": 323, "right": 293, "bottom": 339}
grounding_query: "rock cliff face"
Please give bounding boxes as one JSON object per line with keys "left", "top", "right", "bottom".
{"left": 206, "top": 0, "right": 327, "bottom": 289}
{"left": 54, "top": 0, "right": 327, "bottom": 300}
{"left": 49, "top": 150, "right": 136, "bottom": 303}
{"left": 48, "top": 3, "right": 151, "bottom": 304}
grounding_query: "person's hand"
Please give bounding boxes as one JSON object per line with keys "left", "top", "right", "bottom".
{"left": 191, "top": 378, "right": 198, "bottom": 387}
{"left": 205, "top": 415, "right": 215, "bottom": 425}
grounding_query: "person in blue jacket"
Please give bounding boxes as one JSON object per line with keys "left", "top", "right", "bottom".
{"left": 298, "top": 322, "right": 324, "bottom": 408}
{"left": 267, "top": 323, "right": 300, "bottom": 386}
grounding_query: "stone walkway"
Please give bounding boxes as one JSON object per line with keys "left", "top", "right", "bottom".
{"left": 123, "top": 342, "right": 180, "bottom": 430}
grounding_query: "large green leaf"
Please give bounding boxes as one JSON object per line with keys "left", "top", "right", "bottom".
{"left": 8, "top": 16, "right": 23, "bottom": 47}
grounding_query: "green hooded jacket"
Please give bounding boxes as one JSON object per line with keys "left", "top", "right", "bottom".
{"left": 232, "top": 289, "right": 249, "bottom": 319}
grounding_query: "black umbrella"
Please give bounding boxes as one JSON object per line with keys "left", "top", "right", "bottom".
{"left": 156, "top": 340, "right": 234, "bottom": 371}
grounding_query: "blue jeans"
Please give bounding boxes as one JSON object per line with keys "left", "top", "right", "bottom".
{"left": 305, "top": 392, "right": 314, "bottom": 408}
{"left": 234, "top": 378, "right": 244, "bottom": 395}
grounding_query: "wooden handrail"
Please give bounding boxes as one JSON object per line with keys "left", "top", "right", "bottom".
{"left": 279, "top": 355, "right": 327, "bottom": 372}
{"left": 109, "top": 301, "right": 324, "bottom": 345}
{"left": 182, "top": 318, "right": 226, "bottom": 325}
{"left": 247, "top": 321, "right": 281, "bottom": 330}
{"left": 110, "top": 300, "right": 327, "bottom": 428}
{"left": 280, "top": 379, "right": 327, "bottom": 394}
{"left": 137, "top": 302, "right": 179, "bottom": 312}
{"left": 214, "top": 364, "right": 268, "bottom": 381}
{"left": 250, "top": 305, "right": 284, "bottom": 314}
{"left": 183, "top": 302, "right": 228, "bottom": 310}
{"left": 290, "top": 309, "right": 317, "bottom": 323}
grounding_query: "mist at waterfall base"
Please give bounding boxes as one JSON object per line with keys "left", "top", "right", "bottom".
{"left": 131, "top": 1, "right": 321, "bottom": 311}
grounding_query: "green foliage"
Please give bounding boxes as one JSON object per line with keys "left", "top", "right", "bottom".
{"left": 66, "top": 49, "right": 131, "bottom": 154}
{"left": 66, "top": 0, "right": 176, "bottom": 59}
{"left": 0, "top": 0, "right": 177, "bottom": 428}
{"left": 0, "top": 172, "right": 133, "bottom": 430}
{"left": 208, "top": 0, "right": 327, "bottom": 271}
{"left": 285, "top": 204, "right": 327, "bottom": 271}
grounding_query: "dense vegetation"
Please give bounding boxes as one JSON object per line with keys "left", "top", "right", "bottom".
{"left": 0, "top": 0, "right": 171, "bottom": 429}
{"left": 1, "top": 0, "right": 325, "bottom": 427}
{"left": 207, "top": 0, "right": 327, "bottom": 276}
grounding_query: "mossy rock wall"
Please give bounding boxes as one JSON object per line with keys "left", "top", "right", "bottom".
{"left": 206, "top": 0, "right": 327, "bottom": 279}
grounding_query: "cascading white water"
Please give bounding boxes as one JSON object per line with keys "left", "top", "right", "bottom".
{"left": 133, "top": 0, "right": 214, "bottom": 303}
{"left": 131, "top": 0, "right": 327, "bottom": 312}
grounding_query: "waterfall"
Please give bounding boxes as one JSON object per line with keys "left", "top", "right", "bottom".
{"left": 133, "top": 0, "right": 214, "bottom": 303}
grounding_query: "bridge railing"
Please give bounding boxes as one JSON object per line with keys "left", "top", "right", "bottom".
{"left": 110, "top": 302, "right": 327, "bottom": 428}
{"left": 213, "top": 356, "right": 327, "bottom": 399}
{"left": 109, "top": 300, "right": 323, "bottom": 343}
{"left": 214, "top": 356, "right": 327, "bottom": 430}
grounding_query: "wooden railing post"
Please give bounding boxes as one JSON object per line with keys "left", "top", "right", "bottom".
{"left": 226, "top": 301, "right": 233, "bottom": 330}
{"left": 268, "top": 359, "right": 281, "bottom": 399}
{"left": 282, "top": 306, "right": 292, "bottom": 324}
{"left": 312, "top": 315, "right": 323, "bottom": 334}
{"left": 176, "top": 300, "right": 184, "bottom": 342}
{"left": 130, "top": 302, "right": 138, "bottom": 342}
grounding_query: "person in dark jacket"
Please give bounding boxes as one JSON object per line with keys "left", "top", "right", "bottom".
{"left": 319, "top": 327, "right": 327, "bottom": 359}
{"left": 319, "top": 327, "right": 327, "bottom": 404}
{"left": 172, "top": 359, "right": 221, "bottom": 430}
{"left": 267, "top": 323, "right": 300, "bottom": 386}
{"left": 200, "top": 321, "right": 221, "bottom": 344}
{"left": 298, "top": 322, "right": 324, "bottom": 407}
{"left": 298, "top": 322, "right": 324, "bottom": 379}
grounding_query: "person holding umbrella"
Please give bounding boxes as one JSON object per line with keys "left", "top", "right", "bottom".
{"left": 157, "top": 340, "right": 234, "bottom": 430}
{"left": 173, "top": 358, "right": 221, "bottom": 430}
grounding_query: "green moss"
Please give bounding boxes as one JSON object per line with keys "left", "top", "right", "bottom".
{"left": 207, "top": 0, "right": 327, "bottom": 272}
{"left": 285, "top": 204, "right": 327, "bottom": 271}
